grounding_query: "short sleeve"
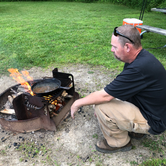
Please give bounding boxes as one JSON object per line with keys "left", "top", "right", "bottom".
{"left": 104, "top": 67, "right": 146, "bottom": 101}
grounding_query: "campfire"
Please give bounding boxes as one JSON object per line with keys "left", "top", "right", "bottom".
{"left": 8, "top": 68, "right": 34, "bottom": 96}
{"left": 0, "top": 68, "right": 79, "bottom": 133}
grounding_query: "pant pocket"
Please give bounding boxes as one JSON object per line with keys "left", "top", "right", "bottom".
{"left": 132, "top": 121, "right": 150, "bottom": 133}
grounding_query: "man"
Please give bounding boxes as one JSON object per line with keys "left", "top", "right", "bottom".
{"left": 70, "top": 24, "right": 166, "bottom": 153}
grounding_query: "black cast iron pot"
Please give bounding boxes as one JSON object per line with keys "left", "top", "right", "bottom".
{"left": 31, "top": 78, "right": 71, "bottom": 97}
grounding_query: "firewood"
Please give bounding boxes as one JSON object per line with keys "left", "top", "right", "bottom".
{"left": 12, "top": 92, "right": 23, "bottom": 99}
{"left": 8, "top": 95, "right": 13, "bottom": 105}
{"left": 0, "top": 108, "right": 15, "bottom": 115}
{"left": 62, "top": 90, "right": 68, "bottom": 97}
{"left": 17, "top": 85, "right": 29, "bottom": 93}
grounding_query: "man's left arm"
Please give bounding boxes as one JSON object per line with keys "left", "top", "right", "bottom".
{"left": 71, "top": 89, "right": 114, "bottom": 119}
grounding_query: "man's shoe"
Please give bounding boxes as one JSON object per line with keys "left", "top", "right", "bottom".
{"left": 95, "top": 139, "right": 132, "bottom": 154}
{"left": 129, "top": 132, "right": 146, "bottom": 140}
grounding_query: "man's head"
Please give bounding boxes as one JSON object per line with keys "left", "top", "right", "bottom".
{"left": 111, "top": 24, "right": 142, "bottom": 63}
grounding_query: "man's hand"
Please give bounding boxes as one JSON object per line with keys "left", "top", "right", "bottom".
{"left": 70, "top": 90, "right": 114, "bottom": 119}
{"left": 71, "top": 101, "right": 80, "bottom": 119}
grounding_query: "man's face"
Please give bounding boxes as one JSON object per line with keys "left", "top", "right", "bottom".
{"left": 111, "top": 35, "right": 126, "bottom": 62}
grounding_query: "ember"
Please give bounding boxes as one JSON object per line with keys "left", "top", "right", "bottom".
{"left": 44, "top": 90, "right": 69, "bottom": 118}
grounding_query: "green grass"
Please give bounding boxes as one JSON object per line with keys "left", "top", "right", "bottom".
{"left": 137, "top": 131, "right": 166, "bottom": 166}
{"left": 139, "top": 158, "right": 166, "bottom": 166}
{"left": 142, "top": 135, "right": 165, "bottom": 153}
{"left": 0, "top": 2, "right": 166, "bottom": 76}
{"left": 15, "top": 140, "right": 55, "bottom": 165}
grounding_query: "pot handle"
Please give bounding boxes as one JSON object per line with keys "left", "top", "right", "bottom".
{"left": 59, "top": 86, "right": 71, "bottom": 90}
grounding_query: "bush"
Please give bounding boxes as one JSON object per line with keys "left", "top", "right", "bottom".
{"left": 158, "top": 0, "right": 166, "bottom": 8}
{"left": 146, "top": 0, "right": 166, "bottom": 11}
{"left": 106, "top": 0, "right": 165, "bottom": 11}
{"left": 0, "top": 0, "right": 165, "bottom": 11}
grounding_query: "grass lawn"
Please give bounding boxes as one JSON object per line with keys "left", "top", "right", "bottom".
{"left": 0, "top": 2, "right": 166, "bottom": 75}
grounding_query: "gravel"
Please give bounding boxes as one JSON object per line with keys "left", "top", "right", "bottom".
{"left": 0, "top": 64, "right": 154, "bottom": 166}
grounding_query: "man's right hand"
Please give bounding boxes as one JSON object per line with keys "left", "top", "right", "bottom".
{"left": 71, "top": 101, "right": 80, "bottom": 119}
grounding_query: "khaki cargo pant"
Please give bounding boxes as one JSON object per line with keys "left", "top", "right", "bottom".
{"left": 94, "top": 98, "right": 150, "bottom": 147}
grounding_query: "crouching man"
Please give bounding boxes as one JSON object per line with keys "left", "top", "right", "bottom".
{"left": 70, "top": 24, "right": 166, "bottom": 153}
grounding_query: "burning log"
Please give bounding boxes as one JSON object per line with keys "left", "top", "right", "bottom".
{"left": 50, "top": 112, "right": 58, "bottom": 117}
{"left": 0, "top": 108, "right": 15, "bottom": 115}
{"left": 8, "top": 95, "right": 13, "bottom": 105}
{"left": 17, "top": 85, "right": 30, "bottom": 93}
{"left": 62, "top": 91, "right": 68, "bottom": 97}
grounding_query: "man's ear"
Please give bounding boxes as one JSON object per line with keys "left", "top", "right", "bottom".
{"left": 125, "top": 43, "right": 131, "bottom": 53}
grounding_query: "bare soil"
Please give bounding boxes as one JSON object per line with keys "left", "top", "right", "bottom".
{"left": 0, "top": 64, "right": 159, "bottom": 166}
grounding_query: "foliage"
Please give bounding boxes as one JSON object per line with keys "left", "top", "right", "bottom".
{"left": 103, "top": 0, "right": 166, "bottom": 11}
{"left": 0, "top": 0, "right": 165, "bottom": 10}
{"left": 146, "top": 0, "right": 166, "bottom": 11}
{"left": 158, "top": 0, "right": 166, "bottom": 8}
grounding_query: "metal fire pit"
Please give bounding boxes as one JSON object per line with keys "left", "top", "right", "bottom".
{"left": 0, "top": 68, "right": 79, "bottom": 133}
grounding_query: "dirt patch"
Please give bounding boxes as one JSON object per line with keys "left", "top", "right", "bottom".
{"left": 0, "top": 64, "right": 157, "bottom": 166}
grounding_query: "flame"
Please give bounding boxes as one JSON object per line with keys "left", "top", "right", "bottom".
{"left": 8, "top": 68, "right": 34, "bottom": 96}
{"left": 21, "top": 71, "right": 33, "bottom": 82}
